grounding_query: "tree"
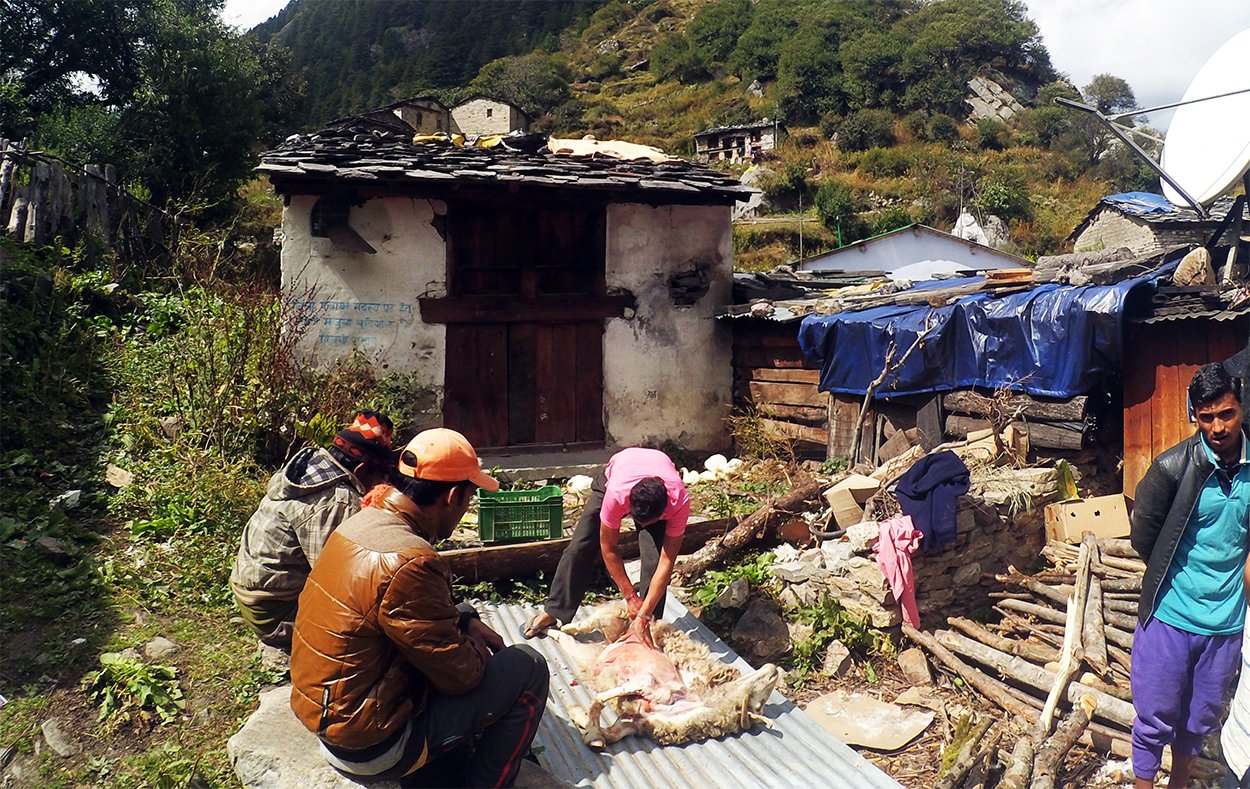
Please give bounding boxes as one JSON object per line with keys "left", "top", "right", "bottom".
{"left": 776, "top": 28, "right": 844, "bottom": 123}
{"left": 467, "top": 53, "right": 572, "bottom": 118}
{"left": 729, "top": 0, "right": 800, "bottom": 82}
{"left": 2, "top": 0, "right": 301, "bottom": 207}
{"left": 649, "top": 35, "right": 711, "bottom": 84}
{"left": 1083, "top": 74, "right": 1137, "bottom": 115}
{"left": 896, "top": 0, "right": 1055, "bottom": 115}
{"left": 687, "top": 0, "right": 754, "bottom": 64}
{"left": 839, "top": 29, "right": 907, "bottom": 112}
{"left": 815, "top": 180, "right": 865, "bottom": 243}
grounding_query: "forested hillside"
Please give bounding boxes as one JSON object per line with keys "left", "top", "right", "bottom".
{"left": 257, "top": 0, "right": 1154, "bottom": 258}
{"left": 252, "top": 0, "right": 608, "bottom": 128}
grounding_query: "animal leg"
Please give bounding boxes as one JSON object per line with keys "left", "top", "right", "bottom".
{"left": 581, "top": 685, "right": 642, "bottom": 750}
{"left": 600, "top": 716, "right": 643, "bottom": 744}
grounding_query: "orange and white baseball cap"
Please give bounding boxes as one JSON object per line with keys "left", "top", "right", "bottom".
{"left": 397, "top": 428, "right": 499, "bottom": 491}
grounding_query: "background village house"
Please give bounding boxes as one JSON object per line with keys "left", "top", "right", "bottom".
{"left": 1069, "top": 191, "right": 1250, "bottom": 255}
{"left": 259, "top": 110, "right": 750, "bottom": 455}
{"left": 694, "top": 120, "right": 783, "bottom": 164}
{"left": 450, "top": 95, "right": 530, "bottom": 137}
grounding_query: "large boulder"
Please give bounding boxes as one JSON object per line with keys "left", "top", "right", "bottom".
{"left": 228, "top": 686, "right": 400, "bottom": 789}
{"left": 732, "top": 599, "right": 791, "bottom": 663}
{"left": 230, "top": 686, "right": 559, "bottom": 788}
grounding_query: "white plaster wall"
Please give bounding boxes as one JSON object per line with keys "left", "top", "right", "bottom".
{"left": 604, "top": 203, "right": 734, "bottom": 452}
{"left": 280, "top": 195, "right": 448, "bottom": 408}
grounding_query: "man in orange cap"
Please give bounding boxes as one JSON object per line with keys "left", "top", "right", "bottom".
{"left": 231, "top": 409, "right": 394, "bottom": 649}
{"left": 290, "top": 428, "right": 550, "bottom": 787}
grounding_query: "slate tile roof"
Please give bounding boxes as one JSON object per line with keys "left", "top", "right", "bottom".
{"left": 258, "top": 115, "right": 752, "bottom": 203}
{"left": 1095, "top": 192, "right": 1248, "bottom": 225}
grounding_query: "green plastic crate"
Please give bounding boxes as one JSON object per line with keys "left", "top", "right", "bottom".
{"left": 477, "top": 485, "right": 564, "bottom": 544}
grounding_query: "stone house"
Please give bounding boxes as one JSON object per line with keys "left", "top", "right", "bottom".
{"left": 694, "top": 120, "right": 783, "bottom": 163}
{"left": 1068, "top": 192, "right": 1248, "bottom": 255}
{"left": 258, "top": 112, "right": 750, "bottom": 453}
{"left": 450, "top": 95, "right": 529, "bottom": 137}
{"left": 339, "top": 96, "right": 451, "bottom": 136}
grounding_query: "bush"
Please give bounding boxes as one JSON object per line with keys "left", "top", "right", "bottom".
{"left": 835, "top": 109, "right": 895, "bottom": 152}
{"left": 814, "top": 180, "right": 866, "bottom": 243}
{"left": 926, "top": 113, "right": 961, "bottom": 144}
{"left": 901, "top": 110, "right": 929, "bottom": 141}
{"left": 586, "top": 52, "right": 623, "bottom": 81}
{"left": 649, "top": 34, "right": 710, "bottom": 83}
{"left": 869, "top": 205, "right": 914, "bottom": 236}
{"left": 974, "top": 166, "right": 1031, "bottom": 220}
{"left": 857, "top": 146, "right": 913, "bottom": 178}
{"left": 760, "top": 161, "right": 812, "bottom": 208}
{"left": 975, "top": 118, "right": 1011, "bottom": 151}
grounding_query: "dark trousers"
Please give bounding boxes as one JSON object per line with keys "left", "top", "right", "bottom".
{"left": 383, "top": 644, "right": 549, "bottom": 787}
{"left": 544, "top": 473, "right": 667, "bottom": 624}
{"left": 345, "top": 645, "right": 550, "bottom": 785}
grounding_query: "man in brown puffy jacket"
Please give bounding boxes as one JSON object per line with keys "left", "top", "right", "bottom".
{"left": 291, "top": 428, "right": 549, "bottom": 786}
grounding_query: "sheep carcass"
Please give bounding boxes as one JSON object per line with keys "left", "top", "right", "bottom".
{"left": 549, "top": 602, "right": 780, "bottom": 748}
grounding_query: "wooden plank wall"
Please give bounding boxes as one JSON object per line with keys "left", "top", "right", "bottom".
{"left": 731, "top": 321, "right": 828, "bottom": 457}
{"left": 1122, "top": 316, "right": 1248, "bottom": 499}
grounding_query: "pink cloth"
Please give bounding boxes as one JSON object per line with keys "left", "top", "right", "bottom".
{"left": 874, "top": 515, "right": 923, "bottom": 627}
{"left": 599, "top": 448, "right": 691, "bottom": 537}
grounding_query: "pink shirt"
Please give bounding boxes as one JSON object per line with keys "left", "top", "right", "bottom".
{"left": 599, "top": 448, "right": 690, "bottom": 538}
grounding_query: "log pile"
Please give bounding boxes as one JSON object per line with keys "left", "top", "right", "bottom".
{"left": 941, "top": 391, "right": 1094, "bottom": 452}
{"left": 905, "top": 534, "right": 1224, "bottom": 785}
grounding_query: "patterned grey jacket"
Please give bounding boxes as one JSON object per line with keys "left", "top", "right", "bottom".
{"left": 230, "top": 447, "right": 365, "bottom": 605}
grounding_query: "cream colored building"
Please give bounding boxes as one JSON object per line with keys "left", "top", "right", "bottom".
{"left": 260, "top": 111, "right": 748, "bottom": 453}
{"left": 450, "top": 95, "right": 529, "bottom": 137}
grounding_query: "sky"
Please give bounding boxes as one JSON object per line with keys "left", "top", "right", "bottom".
{"left": 220, "top": 0, "right": 1250, "bottom": 130}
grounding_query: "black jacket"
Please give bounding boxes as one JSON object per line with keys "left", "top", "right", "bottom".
{"left": 1131, "top": 428, "right": 1249, "bottom": 625}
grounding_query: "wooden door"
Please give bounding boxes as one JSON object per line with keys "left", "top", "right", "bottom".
{"left": 438, "top": 199, "right": 611, "bottom": 450}
{"left": 1122, "top": 316, "right": 1248, "bottom": 498}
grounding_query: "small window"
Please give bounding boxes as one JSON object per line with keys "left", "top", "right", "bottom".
{"left": 486, "top": 108, "right": 494, "bottom": 118}
{"left": 310, "top": 198, "right": 351, "bottom": 238}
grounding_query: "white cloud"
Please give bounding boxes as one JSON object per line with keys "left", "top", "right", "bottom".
{"left": 1023, "top": 1, "right": 1250, "bottom": 129}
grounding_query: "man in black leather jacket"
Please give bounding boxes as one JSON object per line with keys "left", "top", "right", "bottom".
{"left": 1129, "top": 363, "right": 1248, "bottom": 789}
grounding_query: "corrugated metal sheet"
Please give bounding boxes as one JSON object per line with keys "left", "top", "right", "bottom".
{"left": 481, "top": 598, "right": 900, "bottom": 789}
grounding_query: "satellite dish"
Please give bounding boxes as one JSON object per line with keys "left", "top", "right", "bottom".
{"left": 1161, "top": 28, "right": 1250, "bottom": 208}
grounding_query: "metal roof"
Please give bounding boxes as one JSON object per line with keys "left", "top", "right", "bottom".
{"left": 480, "top": 597, "right": 901, "bottom": 789}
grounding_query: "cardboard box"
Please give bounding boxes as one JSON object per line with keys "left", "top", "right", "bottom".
{"left": 1044, "top": 494, "right": 1130, "bottom": 544}
{"left": 824, "top": 474, "right": 882, "bottom": 529}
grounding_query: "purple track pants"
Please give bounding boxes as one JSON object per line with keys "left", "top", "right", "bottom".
{"left": 1131, "top": 617, "right": 1242, "bottom": 780}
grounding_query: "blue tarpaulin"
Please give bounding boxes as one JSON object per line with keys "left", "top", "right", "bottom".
{"left": 797, "top": 267, "right": 1174, "bottom": 399}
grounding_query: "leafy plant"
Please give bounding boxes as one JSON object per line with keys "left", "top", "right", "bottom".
{"left": 820, "top": 457, "right": 849, "bottom": 477}
{"left": 690, "top": 551, "right": 775, "bottom": 610}
{"left": 786, "top": 596, "right": 895, "bottom": 683}
{"left": 83, "top": 652, "right": 185, "bottom": 727}
{"left": 725, "top": 409, "right": 795, "bottom": 462}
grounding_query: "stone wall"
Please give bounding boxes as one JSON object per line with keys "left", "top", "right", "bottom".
{"left": 1073, "top": 209, "right": 1209, "bottom": 254}
{"left": 771, "top": 468, "right": 1058, "bottom": 629}
{"left": 450, "top": 98, "right": 527, "bottom": 136}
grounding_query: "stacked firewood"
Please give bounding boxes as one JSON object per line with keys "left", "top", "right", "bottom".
{"left": 905, "top": 533, "right": 1222, "bottom": 786}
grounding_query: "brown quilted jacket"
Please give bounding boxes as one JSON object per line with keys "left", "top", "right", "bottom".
{"left": 289, "top": 505, "right": 489, "bottom": 750}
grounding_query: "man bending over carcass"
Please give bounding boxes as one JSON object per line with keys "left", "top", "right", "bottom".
{"left": 523, "top": 447, "right": 689, "bottom": 647}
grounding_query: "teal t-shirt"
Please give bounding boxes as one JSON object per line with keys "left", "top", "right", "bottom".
{"left": 1155, "top": 435, "right": 1250, "bottom": 635}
